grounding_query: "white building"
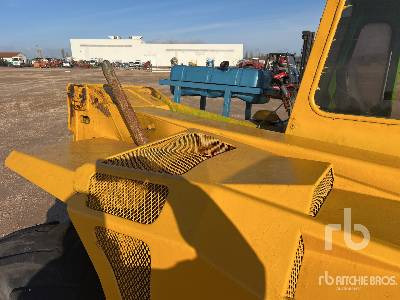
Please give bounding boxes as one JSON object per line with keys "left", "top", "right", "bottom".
{"left": 70, "top": 36, "right": 243, "bottom": 67}
{"left": 0, "top": 52, "right": 27, "bottom": 63}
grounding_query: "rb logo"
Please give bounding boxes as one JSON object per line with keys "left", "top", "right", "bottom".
{"left": 325, "top": 208, "right": 370, "bottom": 251}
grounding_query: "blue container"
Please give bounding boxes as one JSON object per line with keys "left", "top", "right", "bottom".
{"left": 169, "top": 65, "right": 271, "bottom": 104}
{"left": 160, "top": 65, "right": 272, "bottom": 119}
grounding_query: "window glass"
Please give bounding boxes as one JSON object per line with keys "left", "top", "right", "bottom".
{"left": 315, "top": 0, "right": 400, "bottom": 119}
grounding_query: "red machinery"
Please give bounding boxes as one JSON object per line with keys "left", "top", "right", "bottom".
{"left": 75, "top": 60, "right": 91, "bottom": 68}
{"left": 142, "top": 61, "right": 152, "bottom": 71}
{"left": 33, "top": 59, "right": 49, "bottom": 68}
{"left": 237, "top": 54, "right": 300, "bottom": 114}
{"left": 237, "top": 58, "right": 265, "bottom": 69}
{"left": 48, "top": 59, "right": 63, "bottom": 68}
{"left": 264, "top": 53, "right": 300, "bottom": 116}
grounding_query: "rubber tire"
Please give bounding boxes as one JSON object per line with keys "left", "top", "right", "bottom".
{"left": 0, "top": 222, "right": 105, "bottom": 300}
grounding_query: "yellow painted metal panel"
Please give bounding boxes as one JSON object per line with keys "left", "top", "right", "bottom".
{"left": 4, "top": 1, "right": 400, "bottom": 299}
{"left": 5, "top": 138, "right": 134, "bottom": 201}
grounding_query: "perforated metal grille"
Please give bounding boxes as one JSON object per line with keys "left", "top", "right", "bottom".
{"left": 95, "top": 227, "right": 151, "bottom": 300}
{"left": 309, "top": 168, "right": 334, "bottom": 217}
{"left": 88, "top": 173, "right": 168, "bottom": 224}
{"left": 103, "top": 132, "right": 236, "bottom": 175}
{"left": 286, "top": 236, "right": 304, "bottom": 299}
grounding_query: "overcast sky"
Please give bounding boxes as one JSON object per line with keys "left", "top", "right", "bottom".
{"left": 0, "top": 0, "right": 325, "bottom": 58}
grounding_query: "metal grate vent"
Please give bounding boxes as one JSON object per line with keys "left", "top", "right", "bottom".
{"left": 103, "top": 132, "right": 236, "bottom": 175}
{"left": 309, "top": 168, "right": 334, "bottom": 217}
{"left": 95, "top": 227, "right": 151, "bottom": 300}
{"left": 88, "top": 173, "right": 168, "bottom": 224}
{"left": 286, "top": 235, "right": 304, "bottom": 299}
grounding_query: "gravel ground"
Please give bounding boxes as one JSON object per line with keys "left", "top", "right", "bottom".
{"left": 0, "top": 67, "right": 284, "bottom": 237}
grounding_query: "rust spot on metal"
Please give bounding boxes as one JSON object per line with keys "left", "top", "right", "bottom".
{"left": 89, "top": 90, "right": 111, "bottom": 117}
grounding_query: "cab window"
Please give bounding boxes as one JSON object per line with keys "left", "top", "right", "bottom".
{"left": 315, "top": 0, "right": 400, "bottom": 119}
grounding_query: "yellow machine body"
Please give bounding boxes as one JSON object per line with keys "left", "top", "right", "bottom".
{"left": 5, "top": 0, "right": 400, "bottom": 299}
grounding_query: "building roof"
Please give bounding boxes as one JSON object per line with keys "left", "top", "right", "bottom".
{"left": 0, "top": 52, "right": 22, "bottom": 58}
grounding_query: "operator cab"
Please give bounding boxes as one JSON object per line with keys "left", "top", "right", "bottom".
{"left": 316, "top": 0, "right": 400, "bottom": 119}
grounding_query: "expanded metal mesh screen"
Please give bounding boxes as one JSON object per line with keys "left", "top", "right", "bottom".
{"left": 88, "top": 173, "right": 168, "bottom": 224}
{"left": 102, "top": 132, "right": 236, "bottom": 175}
{"left": 95, "top": 227, "right": 151, "bottom": 300}
{"left": 309, "top": 169, "right": 334, "bottom": 217}
{"left": 286, "top": 236, "right": 305, "bottom": 299}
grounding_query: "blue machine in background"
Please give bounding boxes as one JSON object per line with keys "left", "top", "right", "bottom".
{"left": 159, "top": 65, "right": 272, "bottom": 120}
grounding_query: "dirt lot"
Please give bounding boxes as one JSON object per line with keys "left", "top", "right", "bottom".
{"left": 0, "top": 67, "right": 284, "bottom": 237}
